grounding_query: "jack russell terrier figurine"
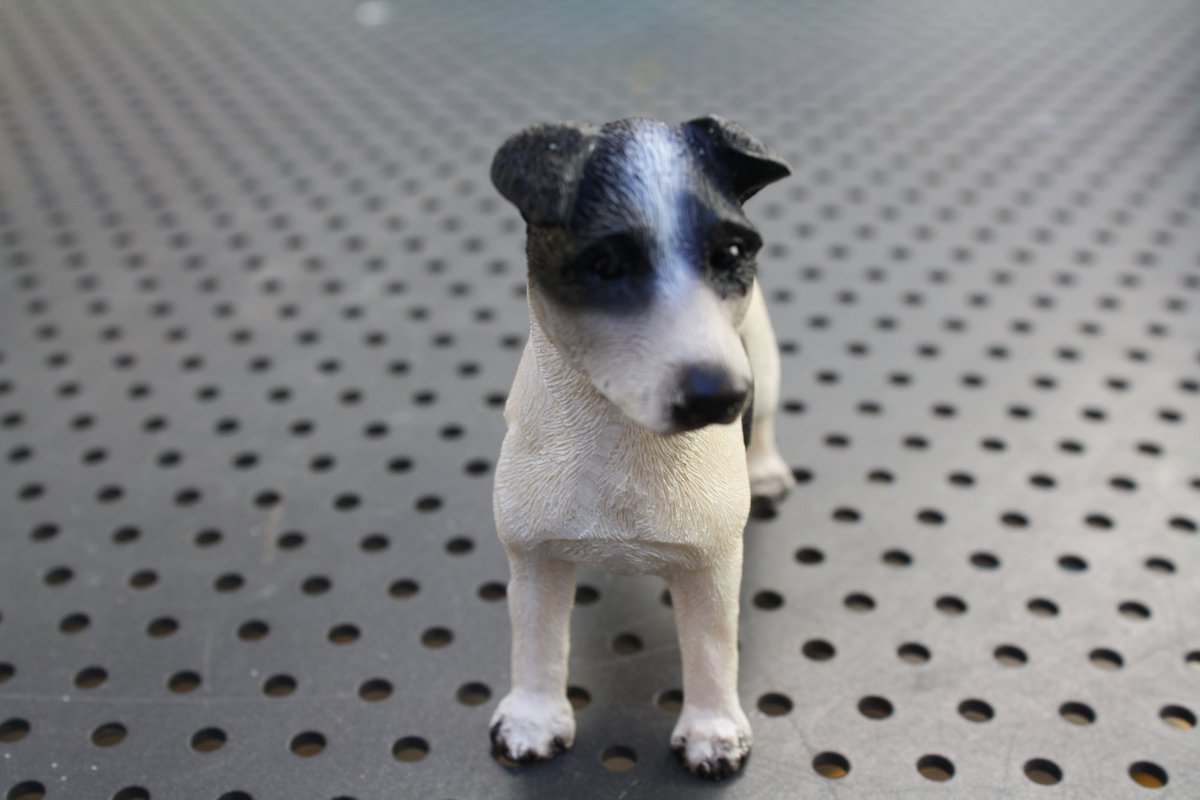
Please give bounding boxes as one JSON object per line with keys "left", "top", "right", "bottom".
{"left": 488, "top": 115, "right": 793, "bottom": 779}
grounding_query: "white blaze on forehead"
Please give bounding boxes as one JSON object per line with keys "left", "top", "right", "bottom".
{"left": 620, "top": 122, "right": 694, "bottom": 301}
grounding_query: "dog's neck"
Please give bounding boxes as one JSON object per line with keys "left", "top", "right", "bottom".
{"left": 526, "top": 303, "right": 608, "bottom": 416}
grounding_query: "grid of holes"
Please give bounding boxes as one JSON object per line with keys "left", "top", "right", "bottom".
{"left": 0, "top": 0, "right": 1198, "bottom": 798}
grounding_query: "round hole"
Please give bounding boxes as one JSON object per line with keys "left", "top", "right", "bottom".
{"left": 359, "top": 679, "right": 393, "bottom": 702}
{"left": 302, "top": 576, "right": 331, "bottom": 595}
{"left": 936, "top": 596, "right": 967, "bottom": 615}
{"left": 390, "top": 579, "right": 420, "bottom": 598}
{"left": 92, "top": 722, "right": 127, "bottom": 747}
{"left": 477, "top": 582, "right": 505, "bottom": 601}
{"left": 971, "top": 552, "right": 1000, "bottom": 570}
{"left": 278, "top": 531, "right": 305, "bottom": 550}
{"left": 1119, "top": 601, "right": 1151, "bottom": 620}
{"left": 813, "top": 751, "right": 851, "bottom": 779}
{"left": 844, "top": 593, "right": 875, "bottom": 612}
{"left": 360, "top": 533, "right": 389, "bottom": 552}
{"left": 44, "top": 566, "right": 73, "bottom": 586}
{"left": 1169, "top": 515, "right": 1197, "bottom": 533}
{"left": 958, "top": 699, "right": 994, "bottom": 722}
{"left": 59, "top": 612, "right": 90, "bottom": 634}
{"left": 263, "top": 674, "right": 296, "bottom": 697}
{"left": 567, "top": 686, "right": 591, "bottom": 710}
{"left": 415, "top": 495, "right": 442, "bottom": 512}
{"left": 290, "top": 731, "right": 326, "bottom": 757}
{"left": 329, "top": 624, "right": 361, "bottom": 645}
{"left": 1028, "top": 598, "right": 1059, "bottom": 617}
{"left": 753, "top": 590, "right": 784, "bottom": 610}
{"left": 333, "top": 493, "right": 360, "bottom": 511}
{"left": 420, "top": 627, "right": 451, "bottom": 648}
{"left": 898, "top": 643, "right": 931, "bottom": 664}
{"left": 0, "top": 718, "right": 30, "bottom": 742}
{"left": 946, "top": 470, "right": 974, "bottom": 487}
{"left": 1129, "top": 761, "right": 1168, "bottom": 788}
{"left": 113, "top": 526, "right": 140, "bottom": 544}
{"left": 883, "top": 549, "right": 912, "bottom": 567}
{"left": 1089, "top": 648, "right": 1124, "bottom": 670}
{"left": 917, "top": 508, "right": 945, "bottom": 525}
{"left": 757, "top": 692, "right": 793, "bottom": 716}
{"left": 1030, "top": 473, "right": 1056, "bottom": 488}
{"left": 191, "top": 727, "right": 226, "bottom": 753}
{"left": 6, "top": 783, "right": 46, "bottom": 800}
{"left": 601, "top": 745, "right": 637, "bottom": 772}
{"left": 858, "top": 696, "right": 893, "bottom": 720}
{"left": 1145, "top": 557, "right": 1175, "bottom": 574}
{"left": 1001, "top": 511, "right": 1029, "bottom": 527}
{"left": 917, "top": 754, "right": 955, "bottom": 781}
{"left": 994, "top": 645, "right": 1028, "bottom": 666}
{"left": 393, "top": 736, "right": 429, "bottom": 762}
{"left": 147, "top": 617, "right": 178, "bottom": 638}
{"left": 1059, "top": 702, "right": 1096, "bottom": 725}
{"left": 445, "top": 536, "right": 474, "bottom": 554}
{"left": 1160, "top": 704, "right": 1196, "bottom": 729}
{"left": 128, "top": 569, "right": 158, "bottom": 589}
{"left": 237, "top": 620, "right": 269, "bottom": 641}
{"left": 1058, "top": 555, "right": 1088, "bottom": 572}
{"left": 195, "top": 529, "right": 222, "bottom": 547}
{"left": 574, "top": 585, "right": 599, "bottom": 605}
{"left": 833, "top": 507, "right": 860, "bottom": 522}
{"left": 802, "top": 639, "right": 836, "bottom": 661}
{"left": 214, "top": 573, "right": 244, "bottom": 592}
{"left": 75, "top": 666, "right": 108, "bottom": 689}
{"left": 1024, "top": 758, "right": 1063, "bottom": 785}
{"left": 112, "top": 788, "right": 150, "bottom": 800}
{"left": 456, "top": 682, "right": 491, "bottom": 706}
{"left": 795, "top": 547, "right": 825, "bottom": 564}
{"left": 612, "top": 633, "right": 643, "bottom": 655}
{"left": 655, "top": 689, "right": 683, "bottom": 713}
{"left": 168, "top": 671, "right": 201, "bottom": 693}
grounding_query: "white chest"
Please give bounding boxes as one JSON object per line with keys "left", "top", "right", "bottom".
{"left": 492, "top": 340, "right": 750, "bottom": 575}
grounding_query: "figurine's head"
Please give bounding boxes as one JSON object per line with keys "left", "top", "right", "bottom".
{"left": 492, "top": 116, "right": 790, "bottom": 435}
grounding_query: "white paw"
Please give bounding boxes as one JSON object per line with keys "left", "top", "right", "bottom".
{"left": 489, "top": 691, "right": 575, "bottom": 764}
{"left": 748, "top": 447, "right": 795, "bottom": 501}
{"left": 671, "top": 706, "right": 753, "bottom": 780}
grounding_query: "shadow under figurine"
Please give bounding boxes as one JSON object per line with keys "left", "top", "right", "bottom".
{"left": 489, "top": 115, "right": 793, "bottom": 780}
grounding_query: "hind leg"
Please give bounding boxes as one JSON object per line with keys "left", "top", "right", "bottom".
{"left": 740, "top": 281, "right": 794, "bottom": 501}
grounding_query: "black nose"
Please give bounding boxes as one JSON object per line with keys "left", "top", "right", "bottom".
{"left": 672, "top": 365, "right": 750, "bottom": 430}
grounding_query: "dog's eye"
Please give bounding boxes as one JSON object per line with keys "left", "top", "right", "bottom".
{"left": 581, "top": 243, "right": 628, "bottom": 280}
{"left": 711, "top": 238, "right": 754, "bottom": 271}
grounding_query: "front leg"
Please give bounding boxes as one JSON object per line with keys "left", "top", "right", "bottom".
{"left": 490, "top": 547, "right": 577, "bottom": 763}
{"left": 666, "top": 542, "right": 752, "bottom": 779}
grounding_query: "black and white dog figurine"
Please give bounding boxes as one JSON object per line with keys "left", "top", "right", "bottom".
{"left": 488, "top": 116, "right": 793, "bottom": 779}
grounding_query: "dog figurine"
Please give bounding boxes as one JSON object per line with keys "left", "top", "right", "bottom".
{"left": 488, "top": 115, "right": 793, "bottom": 779}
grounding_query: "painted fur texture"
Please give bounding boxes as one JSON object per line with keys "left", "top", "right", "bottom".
{"left": 489, "top": 116, "right": 792, "bottom": 779}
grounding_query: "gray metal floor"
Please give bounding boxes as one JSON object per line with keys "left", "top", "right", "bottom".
{"left": 1, "top": 1, "right": 1198, "bottom": 798}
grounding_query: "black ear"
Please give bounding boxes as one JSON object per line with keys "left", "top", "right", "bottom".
{"left": 683, "top": 115, "right": 791, "bottom": 202}
{"left": 490, "top": 122, "right": 596, "bottom": 226}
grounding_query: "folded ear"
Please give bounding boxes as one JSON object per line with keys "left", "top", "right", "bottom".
{"left": 683, "top": 115, "right": 791, "bottom": 202}
{"left": 490, "top": 122, "right": 596, "bottom": 226}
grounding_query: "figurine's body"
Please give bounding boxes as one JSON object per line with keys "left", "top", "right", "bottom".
{"left": 489, "top": 116, "right": 792, "bottom": 779}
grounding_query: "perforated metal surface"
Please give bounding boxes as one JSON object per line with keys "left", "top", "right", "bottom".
{"left": 1, "top": 1, "right": 1198, "bottom": 798}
